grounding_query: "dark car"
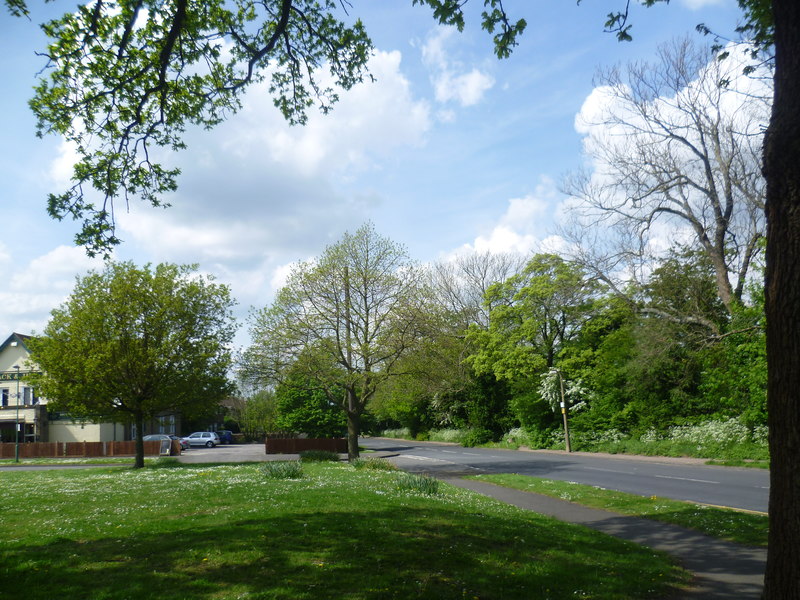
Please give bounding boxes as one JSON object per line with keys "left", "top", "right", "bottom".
{"left": 216, "top": 430, "right": 234, "bottom": 444}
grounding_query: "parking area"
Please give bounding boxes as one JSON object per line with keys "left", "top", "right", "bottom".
{"left": 175, "top": 442, "right": 277, "bottom": 463}
{"left": 175, "top": 442, "right": 353, "bottom": 464}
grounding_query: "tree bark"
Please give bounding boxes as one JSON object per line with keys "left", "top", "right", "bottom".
{"left": 763, "top": 1, "right": 800, "bottom": 597}
{"left": 346, "top": 404, "right": 361, "bottom": 462}
{"left": 134, "top": 412, "right": 145, "bottom": 469}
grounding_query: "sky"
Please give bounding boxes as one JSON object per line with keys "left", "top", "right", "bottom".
{"left": 1, "top": 0, "right": 747, "bottom": 351}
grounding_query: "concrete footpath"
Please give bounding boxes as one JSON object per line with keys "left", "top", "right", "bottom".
{"left": 446, "top": 477, "right": 765, "bottom": 599}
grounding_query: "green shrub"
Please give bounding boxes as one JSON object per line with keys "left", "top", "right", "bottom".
{"left": 261, "top": 461, "right": 303, "bottom": 479}
{"left": 352, "top": 457, "right": 397, "bottom": 471}
{"left": 461, "top": 428, "right": 493, "bottom": 447}
{"left": 427, "top": 429, "right": 467, "bottom": 443}
{"left": 299, "top": 450, "right": 340, "bottom": 462}
{"left": 395, "top": 472, "right": 440, "bottom": 495}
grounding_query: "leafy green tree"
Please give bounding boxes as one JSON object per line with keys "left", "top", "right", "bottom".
{"left": 9, "top": 0, "right": 799, "bottom": 592}
{"left": 28, "top": 262, "right": 236, "bottom": 467}
{"left": 244, "top": 223, "right": 430, "bottom": 460}
{"left": 467, "top": 254, "right": 599, "bottom": 381}
{"left": 231, "top": 390, "right": 281, "bottom": 441}
{"left": 274, "top": 369, "right": 346, "bottom": 438}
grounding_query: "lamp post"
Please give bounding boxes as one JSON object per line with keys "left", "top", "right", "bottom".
{"left": 13, "top": 365, "right": 20, "bottom": 463}
{"left": 551, "top": 368, "right": 572, "bottom": 453}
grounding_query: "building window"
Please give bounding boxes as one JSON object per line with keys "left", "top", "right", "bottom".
{"left": 23, "top": 387, "right": 32, "bottom": 406}
{"left": 1, "top": 388, "right": 7, "bottom": 408}
{"left": 157, "top": 414, "right": 175, "bottom": 434}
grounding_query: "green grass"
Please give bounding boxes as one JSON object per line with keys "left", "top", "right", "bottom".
{"left": 0, "top": 462, "right": 687, "bottom": 599}
{"left": 705, "top": 458, "right": 769, "bottom": 469}
{"left": 469, "top": 473, "right": 768, "bottom": 547}
{"left": 0, "top": 456, "right": 158, "bottom": 466}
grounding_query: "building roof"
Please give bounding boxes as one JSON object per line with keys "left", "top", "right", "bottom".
{"left": 0, "top": 333, "right": 33, "bottom": 355}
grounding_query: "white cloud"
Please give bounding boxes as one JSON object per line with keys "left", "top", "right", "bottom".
{"left": 422, "top": 28, "right": 495, "bottom": 108}
{"left": 221, "top": 50, "right": 430, "bottom": 178}
{"left": 451, "top": 177, "right": 563, "bottom": 257}
{"left": 679, "top": 0, "right": 727, "bottom": 9}
{"left": 0, "top": 246, "right": 103, "bottom": 336}
{"left": 49, "top": 140, "right": 79, "bottom": 189}
{"left": 433, "top": 68, "right": 495, "bottom": 107}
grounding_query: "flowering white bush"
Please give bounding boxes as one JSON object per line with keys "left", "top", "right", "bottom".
{"left": 538, "top": 371, "right": 594, "bottom": 413}
{"left": 573, "top": 429, "right": 629, "bottom": 445}
{"left": 667, "top": 418, "right": 752, "bottom": 447}
{"left": 636, "top": 418, "right": 767, "bottom": 448}
{"left": 380, "top": 428, "right": 411, "bottom": 439}
{"left": 640, "top": 429, "right": 662, "bottom": 443}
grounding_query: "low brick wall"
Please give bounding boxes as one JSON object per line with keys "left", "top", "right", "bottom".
{"left": 265, "top": 438, "right": 347, "bottom": 454}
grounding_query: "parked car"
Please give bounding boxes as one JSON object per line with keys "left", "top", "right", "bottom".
{"left": 183, "top": 431, "right": 221, "bottom": 447}
{"left": 216, "top": 430, "right": 234, "bottom": 444}
{"left": 143, "top": 434, "right": 189, "bottom": 452}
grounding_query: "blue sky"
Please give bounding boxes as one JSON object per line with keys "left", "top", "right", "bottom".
{"left": 1, "top": 0, "right": 745, "bottom": 348}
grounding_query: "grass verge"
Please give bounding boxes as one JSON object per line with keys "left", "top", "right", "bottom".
{"left": 0, "top": 462, "right": 687, "bottom": 599}
{"left": 705, "top": 458, "right": 769, "bottom": 469}
{"left": 469, "top": 473, "right": 768, "bottom": 547}
{"left": 0, "top": 456, "right": 158, "bottom": 466}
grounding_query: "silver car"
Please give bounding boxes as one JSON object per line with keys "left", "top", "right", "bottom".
{"left": 183, "top": 431, "right": 221, "bottom": 448}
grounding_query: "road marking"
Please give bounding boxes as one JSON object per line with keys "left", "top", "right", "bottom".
{"left": 583, "top": 466, "right": 636, "bottom": 475}
{"left": 654, "top": 474, "right": 719, "bottom": 484}
{"left": 441, "top": 450, "right": 459, "bottom": 454}
{"left": 400, "top": 455, "right": 449, "bottom": 463}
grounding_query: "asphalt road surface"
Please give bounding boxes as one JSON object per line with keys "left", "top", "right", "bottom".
{"left": 361, "top": 437, "right": 770, "bottom": 513}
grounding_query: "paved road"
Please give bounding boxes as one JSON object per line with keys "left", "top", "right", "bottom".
{"left": 361, "top": 437, "right": 770, "bottom": 513}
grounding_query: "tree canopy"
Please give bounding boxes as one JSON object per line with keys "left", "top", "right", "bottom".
{"left": 28, "top": 261, "right": 236, "bottom": 467}
{"left": 243, "top": 223, "right": 430, "bottom": 459}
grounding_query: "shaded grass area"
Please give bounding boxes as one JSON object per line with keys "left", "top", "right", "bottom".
{"left": 470, "top": 473, "right": 768, "bottom": 547}
{"left": 0, "top": 462, "right": 687, "bottom": 599}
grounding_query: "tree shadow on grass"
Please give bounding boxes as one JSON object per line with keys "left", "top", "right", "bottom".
{"left": 3, "top": 504, "right": 684, "bottom": 600}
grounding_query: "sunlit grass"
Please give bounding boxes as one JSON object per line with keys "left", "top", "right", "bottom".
{"left": 470, "top": 473, "right": 768, "bottom": 547}
{"left": 0, "top": 462, "right": 687, "bottom": 599}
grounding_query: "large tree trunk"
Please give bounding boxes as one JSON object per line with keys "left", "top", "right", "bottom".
{"left": 762, "top": 1, "right": 800, "bottom": 597}
{"left": 133, "top": 412, "right": 145, "bottom": 469}
{"left": 346, "top": 408, "right": 361, "bottom": 462}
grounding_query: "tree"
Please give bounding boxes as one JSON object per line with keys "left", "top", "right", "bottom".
{"left": 467, "top": 254, "right": 600, "bottom": 380}
{"left": 244, "top": 223, "right": 429, "bottom": 460}
{"left": 274, "top": 367, "right": 347, "bottom": 437}
{"left": 229, "top": 390, "right": 281, "bottom": 441}
{"left": 28, "top": 261, "right": 236, "bottom": 468}
{"left": 11, "top": 0, "right": 800, "bottom": 594}
{"left": 563, "top": 37, "right": 768, "bottom": 318}
{"left": 18, "top": 0, "right": 373, "bottom": 256}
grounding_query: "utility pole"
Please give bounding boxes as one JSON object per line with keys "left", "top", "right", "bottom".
{"left": 552, "top": 368, "right": 572, "bottom": 453}
{"left": 13, "top": 365, "right": 21, "bottom": 463}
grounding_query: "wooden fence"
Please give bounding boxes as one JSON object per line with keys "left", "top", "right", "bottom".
{"left": 265, "top": 438, "right": 347, "bottom": 454}
{"left": 0, "top": 440, "right": 177, "bottom": 458}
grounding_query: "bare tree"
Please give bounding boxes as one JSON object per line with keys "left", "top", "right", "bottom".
{"left": 428, "top": 250, "right": 525, "bottom": 330}
{"left": 243, "top": 223, "right": 430, "bottom": 460}
{"left": 563, "top": 37, "right": 769, "bottom": 319}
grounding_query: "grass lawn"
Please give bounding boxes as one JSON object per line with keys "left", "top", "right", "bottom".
{"left": 469, "top": 474, "right": 768, "bottom": 547}
{"left": 0, "top": 461, "right": 687, "bottom": 599}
